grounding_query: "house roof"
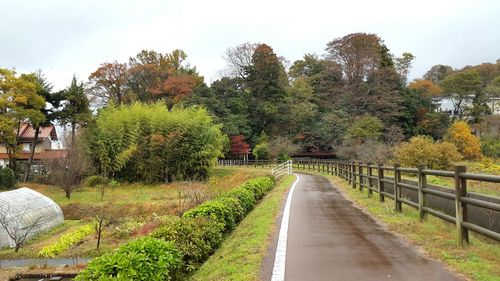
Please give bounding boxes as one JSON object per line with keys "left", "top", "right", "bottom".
{"left": 0, "top": 150, "right": 67, "bottom": 160}
{"left": 18, "top": 123, "right": 58, "bottom": 142}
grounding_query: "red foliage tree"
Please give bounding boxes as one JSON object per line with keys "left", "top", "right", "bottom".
{"left": 230, "top": 135, "right": 250, "bottom": 158}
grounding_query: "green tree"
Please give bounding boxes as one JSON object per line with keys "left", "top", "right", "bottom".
{"left": 252, "top": 133, "right": 270, "bottom": 160}
{"left": 440, "top": 70, "right": 483, "bottom": 121}
{"left": 59, "top": 75, "right": 92, "bottom": 147}
{"left": 345, "top": 116, "right": 384, "bottom": 144}
{"left": 246, "top": 44, "right": 288, "bottom": 136}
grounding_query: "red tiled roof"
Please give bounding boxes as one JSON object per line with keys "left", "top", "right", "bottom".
{"left": 18, "top": 123, "right": 58, "bottom": 141}
{"left": 0, "top": 150, "right": 67, "bottom": 160}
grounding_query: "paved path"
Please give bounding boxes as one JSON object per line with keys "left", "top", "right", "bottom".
{"left": 268, "top": 173, "right": 463, "bottom": 281}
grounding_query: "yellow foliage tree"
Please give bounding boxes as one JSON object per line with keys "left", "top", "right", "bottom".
{"left": 394, "top": 136, "right": 462, "bottom": 169}
{"left": 445, "top": 121, "right": 482, "bottom": 160}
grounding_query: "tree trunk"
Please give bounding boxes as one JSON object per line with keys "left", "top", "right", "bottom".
{"left": 65, "top": 189, "right": 71, "bottom": 199}
{"left": 71, "top": 122, "right": 76, "bottom": 150}
{"left": 23, "top": 126, "right": 40, "bottom": 183}
{"left": 97, "top": 230, "right": 101, "bottom": 249}
{"left": 15, "top": 243, "right": 20, "bottom": 252}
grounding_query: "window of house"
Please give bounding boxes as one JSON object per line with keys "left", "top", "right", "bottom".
{"left": 22, "top": 143, "right": 32, "bottom": 152}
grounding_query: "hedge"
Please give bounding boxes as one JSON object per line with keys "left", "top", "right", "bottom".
{"left": 76, "top": 176, "right": 276, "bottom": 280}
{"left": 76, "top": 237, "right": 182, "bottom": 281}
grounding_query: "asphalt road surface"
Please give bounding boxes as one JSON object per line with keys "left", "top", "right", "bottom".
{"left": 268, "top": 173, "right": 463, "bottom": 281}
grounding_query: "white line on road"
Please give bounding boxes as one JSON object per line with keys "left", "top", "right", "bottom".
{"left": 271, "top": 174, "right": 300, "bottom": 281}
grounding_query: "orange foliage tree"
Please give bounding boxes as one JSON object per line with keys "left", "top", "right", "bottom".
{"left": 444, "top": 121, "right": 482, "bottom": 160}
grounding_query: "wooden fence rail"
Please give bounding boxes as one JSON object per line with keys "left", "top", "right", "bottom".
{"left": 292, "top": 160, "right": 500, "bottom": 246}
{"left": 218, "top": 159, "right": 500, "bottom": 246}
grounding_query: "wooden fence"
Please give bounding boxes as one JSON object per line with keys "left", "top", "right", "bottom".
{"left": 293, "top": 160, "right": 500, "bottom": 246}
{"left": 217, "top": 159, "right": 500, "bottom": 246}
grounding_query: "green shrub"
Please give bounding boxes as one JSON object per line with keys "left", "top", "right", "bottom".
{"left": 38, "top": 224, "right": 94, "bottom": 258}
{"left": 76, "top": 237, "right": 182, "bottom": 281}
{"left": 215, "top": 196, "right": 246, "bottom": 223}
{"left": 241, "top": 176, "right": 275, "bottom": 200}
{"left": 183, "top": 200, "right": 236, "bottom": 231}
{"left": 481, "top": 136, "right": 500, "bottom": 158}
{"left": 224, "top": 187, "right": 256, "bottom": 214}
{"left": 0, "top": 167, "right": 16, "bottom": 190}
{"left": 112, "top": 220, "right": 145, "bottom": 239}
{"left": 84, "top": 175, "right": 109, "bottom": 187}
{"left": 394, "top": 136, "right": 462, "bottom": 169}
{"left": 152, "top": 216, "right": 224, "bottom": 272}
{"left": 183, "top": 176, "right": 275, "bottom": 231}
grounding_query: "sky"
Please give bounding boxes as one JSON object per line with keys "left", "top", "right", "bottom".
{"left": 1, "top": 0, "right": 499, "bottom": 91}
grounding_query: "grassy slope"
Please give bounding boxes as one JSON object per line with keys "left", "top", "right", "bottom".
{"left": 190, "top": 175, "right": 295, "bottom": 281}
{"left": 305, "top": 170, "right": 500, "bottom": 281}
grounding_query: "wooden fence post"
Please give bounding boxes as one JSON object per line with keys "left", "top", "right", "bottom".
{"left": 367, "top": 162, "right": 373, "bottom": 196}
{"left": 418, "top": 165, "right": 427, "bottom": 221}
{"left": 358, "top": 163, "right": 364, "bottom": 192}
{"left": 394, "top": 164, "right": 402, "bottom": 212}
{"left": 351, "top": 161, "right": 356, "bottom": 188}
{"left": 454, "top": 165, "right": 469, "bottom": 246}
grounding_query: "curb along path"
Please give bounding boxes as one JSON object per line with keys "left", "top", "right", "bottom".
{"left": 270, "top": 173, "right": 463, "bottom": 281}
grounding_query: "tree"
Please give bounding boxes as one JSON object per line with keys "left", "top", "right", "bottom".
{"left": 286, "top": 77, "right": 318, "bottom": 135}
{"left": 59, "top": 76, "right": 92, "bottom": 147}
{"left": 23, "top": 71, "right": 64, "bottom": 182}
{"left": 424, "top": 64, "right": 454, "bottom": 84}
{"left": 394, "top": 52, "right": 415, "bottom": 85}
{"left": 45, "top": 134, "right": 89, "bottom": 199}
{"left": 88, "top": 61, "right": 129, "bottom": 106}
{"left": 223, "top": 42, "right": 259, "bottom": 79}
{"left": 86, "top": 203, "right": 117, "bottom": 249}
{"left": 127, "top": 49, "right": 197, "bottom": 103}
{"left": 0, "top": 205, "right": 42, "bottom": 252}
{"left": 445, "top": 121, "right": 482, "bottom": 160}
{"left": 150, "top": 74, "right": 198, "bottom": 107}
{"left": 326, "top": 33, "right": 382, "bottom": 89}
{"left": 229, "top": 135, "right": 250, "bottom": 159}
{"left": 246, "top": 43, "right": 288, "bottom": 136}
{"left": 345, "top": 116, "right": 384, "bottom": 144}
{"left": 440, "top": 70, "right": 483, "bottom": 121}
{"left": 252, "top": 133, "right": 270, "bottom": 160}
{"left": 0, "top": 68, "right": 45, "bottom": 174}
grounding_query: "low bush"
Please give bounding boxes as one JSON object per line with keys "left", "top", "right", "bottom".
{"left": 241, "top": 176, "right": 275, "bottom": 200}
{"left": 152, "top": 216, "right": 224, "bottom": 272}
{"left": 183, "top": 200, "right": 236, "bottom": 231}
{"left": 76, "top": 237, "right": 182, "bottom": 281}
{"left": 480, "top": 136, "right": 500, "bottom": 158}
{"left": 394, "top": 136, "right": 462, "bottom": 169}
{"left": 84, "top": 175, "right": 109, "bottom": 187}
{"left": 38, "top": 224, "right": 94, "bottom": 258}
{"left": 223, "top": 187, "right": 256, "bottom": 214}
{"left": 0, "top": 167, "right": 16, "bottom": 190}
{"left": 112, "top": 220, "right": 145, "bottom": 239}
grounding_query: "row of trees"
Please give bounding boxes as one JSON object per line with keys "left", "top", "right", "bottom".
{"left": 2, "top": 32, "right": 499, "bottom": 181}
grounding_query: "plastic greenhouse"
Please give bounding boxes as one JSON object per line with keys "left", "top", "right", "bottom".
{"left": 0, "top": 187, "right": 64, "bottom": 249}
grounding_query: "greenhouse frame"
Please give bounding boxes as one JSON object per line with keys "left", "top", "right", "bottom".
{"left": 0, "top": 187, "right": 64, "bottom": 249}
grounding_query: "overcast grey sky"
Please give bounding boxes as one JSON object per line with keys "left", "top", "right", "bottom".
{"left": 1, "top": 0, "right": 499, "bottom": 90}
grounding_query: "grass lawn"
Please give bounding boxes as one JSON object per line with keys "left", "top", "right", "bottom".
{"left": 302, "top": 170, "right": 500, "bottom": 281}
{"left": 189, "top": 175, "right": 295, "bottom": 281}
{"left": 0, "top": 167, "right": 270, "bottom": 259}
